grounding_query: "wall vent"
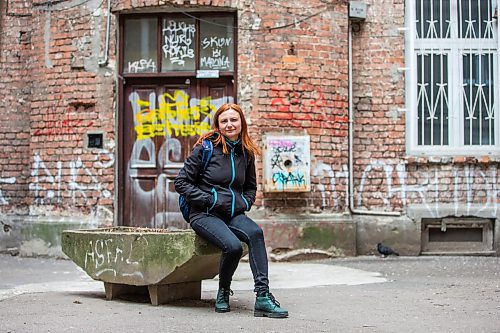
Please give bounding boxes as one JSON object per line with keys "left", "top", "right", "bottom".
{"left": 421, "top": 218, "right": 494, "bottom": 256}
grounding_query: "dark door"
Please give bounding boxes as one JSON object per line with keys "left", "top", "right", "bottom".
{"left": 122, "top": 78, "right": 233, "bottom": 228}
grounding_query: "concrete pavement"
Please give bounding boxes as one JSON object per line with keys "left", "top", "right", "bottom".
{"left": 1, "top": 254, "right": 499, "bottom": 332}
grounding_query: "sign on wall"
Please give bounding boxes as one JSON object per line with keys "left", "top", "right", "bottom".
{"left": 263, "top": 134, "right": 311, "bottom": 192}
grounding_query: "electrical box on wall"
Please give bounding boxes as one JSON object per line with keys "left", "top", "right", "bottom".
{"left": 263, "top": 134, "right": 311, "bottom": 192}
{"left": 86, "top": 132, "right": 104, "bottom": 149}
{"left": 349, "top": 1, "right": 367, "bottom": 20}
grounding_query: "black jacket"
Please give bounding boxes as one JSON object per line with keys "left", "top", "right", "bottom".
{"left": 174, "top": 138, "right": 257, "bottom": 221}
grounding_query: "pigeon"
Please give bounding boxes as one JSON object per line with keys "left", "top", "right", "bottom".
{"left": 377, "top": 243, "right": 399, "bottom": 257}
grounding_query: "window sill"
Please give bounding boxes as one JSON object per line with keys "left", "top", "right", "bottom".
{"left": 405, "top": 155, "right": 500, "bottom": 165}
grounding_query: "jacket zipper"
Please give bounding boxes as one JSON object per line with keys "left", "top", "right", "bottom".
{"left": 229, "top": 148, "right": 236, "bottom": 217}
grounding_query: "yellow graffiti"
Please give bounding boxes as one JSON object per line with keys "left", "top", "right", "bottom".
{"left": 135, "top": 122, "right": 212, "bottom": 139}
{"left": 133, "top": 90, "right": 216, "bottom": 140}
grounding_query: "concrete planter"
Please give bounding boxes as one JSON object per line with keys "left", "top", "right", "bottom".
{"left": 62, "top": 227, "right": 222, "bottom": 305}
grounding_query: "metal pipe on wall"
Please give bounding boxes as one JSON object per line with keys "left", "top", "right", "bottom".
{"left": 98, "top": 0, "right": 111, "bottom": 66}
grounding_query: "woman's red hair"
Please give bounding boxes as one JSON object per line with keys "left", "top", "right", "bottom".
{"left": 196, "top": 103, "right": 261, "bottom": 157}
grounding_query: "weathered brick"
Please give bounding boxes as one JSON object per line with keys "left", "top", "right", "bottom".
{"left": 1, "top": 0, "right": 497, "bottom": 223}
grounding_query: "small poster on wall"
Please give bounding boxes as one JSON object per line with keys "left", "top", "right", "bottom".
{"left": 263, "top": 134, "right": 311, "bottom": 192}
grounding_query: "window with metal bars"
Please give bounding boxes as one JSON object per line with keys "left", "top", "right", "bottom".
{"left": 407, "top": 0, "right": 499, "bottom": 154}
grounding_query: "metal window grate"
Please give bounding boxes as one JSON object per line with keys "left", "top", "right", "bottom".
{"left": 429, "top": 227, "right": 483, "bottom": 242}
{"left": 409, "top": 0, "right": 499, "bottom": 153}
{"left": 422, "top": 217, "right": 494, "bottom": 255}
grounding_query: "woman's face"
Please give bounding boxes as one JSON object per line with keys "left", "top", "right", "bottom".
{"left": 218, "top": 108, "right": 242, "bottom": 141}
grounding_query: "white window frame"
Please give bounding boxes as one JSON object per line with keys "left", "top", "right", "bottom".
{"left": 405, "top": 0, "right": 500, "bottom": 156}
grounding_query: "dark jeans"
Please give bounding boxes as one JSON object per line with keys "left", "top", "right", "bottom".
{"left": 190, "top": 213, "right": 269, "bottom": 294}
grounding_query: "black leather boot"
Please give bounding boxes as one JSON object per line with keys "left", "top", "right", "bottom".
{"left": 254, "top": 292, "right": 288, "bottom": 318}
{"left": 215, "top": 288, "right": 233, "bottom": 313}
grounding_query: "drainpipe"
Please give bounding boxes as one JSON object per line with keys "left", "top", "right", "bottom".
{"left": 98, "top": 0, "right": 111, "bottom": 66}
{"left": 347, "top": 15, "right": 401, "bottom": 217}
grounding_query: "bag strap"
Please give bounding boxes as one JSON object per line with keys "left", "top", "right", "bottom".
{"left": 200, "top": 139, "right": 213, "bottom": 173}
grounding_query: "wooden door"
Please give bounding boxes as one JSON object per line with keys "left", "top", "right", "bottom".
{"left": 121, "top": 78, "right": 233, "bottom": 228}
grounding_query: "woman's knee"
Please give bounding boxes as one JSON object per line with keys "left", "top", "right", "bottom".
{"left": 247, "top": 224, "right": 264, "bottom": 240}
{"left": 225, "top": 239, "right": 243, "bottom": 257}
{"left": 231, "top": 215, "right": 264, "bottom": 240}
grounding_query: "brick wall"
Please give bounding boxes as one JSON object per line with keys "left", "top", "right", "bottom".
{"left": 351, "top": 0, "right": 499, "bottom": 215}
{"left": 3, "top": 0, "right": 495, "bottom": 223}
{"left": 351, "top": 0, "right": 406, "bottom": 211}
{"left": 0, "top": 0, "right": 350, "bottom": 220}
{"left": 30, "top": 1, "right": 115, "bottom": 217}
{"left": 1, "top": 0, "right": 116, "bottom": 220}
{"left": 0, "top": 0, "right": 33, "bottom": 214}
{"left": 1, "top": 0, "right": 498, "bottom": 258}
{"left": 242, "top": 1, "right": 349, "bottom": 212}
{"left": 111, "top": 2, "right": 350, "bottom": 213}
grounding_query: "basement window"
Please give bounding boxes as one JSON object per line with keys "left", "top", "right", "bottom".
{"left": 428, "top": 227, "right": 483, "bottom": 243}
{"left": 422, "top": 217, "right": 494, "bottom": 255}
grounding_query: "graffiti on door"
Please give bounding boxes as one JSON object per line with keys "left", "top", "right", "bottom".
{"left": 128, "top": 90, "right": 232, "bottom": 166}
{"left": 162, "top": 20, "right": 196, "bottom": 67}
{"left": 129, "top": 90, "right": 220, "bottom": 140}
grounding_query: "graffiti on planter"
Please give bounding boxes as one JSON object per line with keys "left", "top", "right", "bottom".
{"left": 84, "top": 236, "right": 148, "bottom": 279}
{"left": 263, "top": 135, "right": 310, "bottom": 192}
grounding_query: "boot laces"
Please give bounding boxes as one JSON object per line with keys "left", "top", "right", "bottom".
{"left": 218, "top": 288, "right": 233, "bottom": 302}
{"left": 268, "top": 292, "right": 280, "bottom": 307}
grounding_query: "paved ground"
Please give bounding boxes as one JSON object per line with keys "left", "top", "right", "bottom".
{"left": 0, "top": 254, "right": 499, "bottom": 332}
